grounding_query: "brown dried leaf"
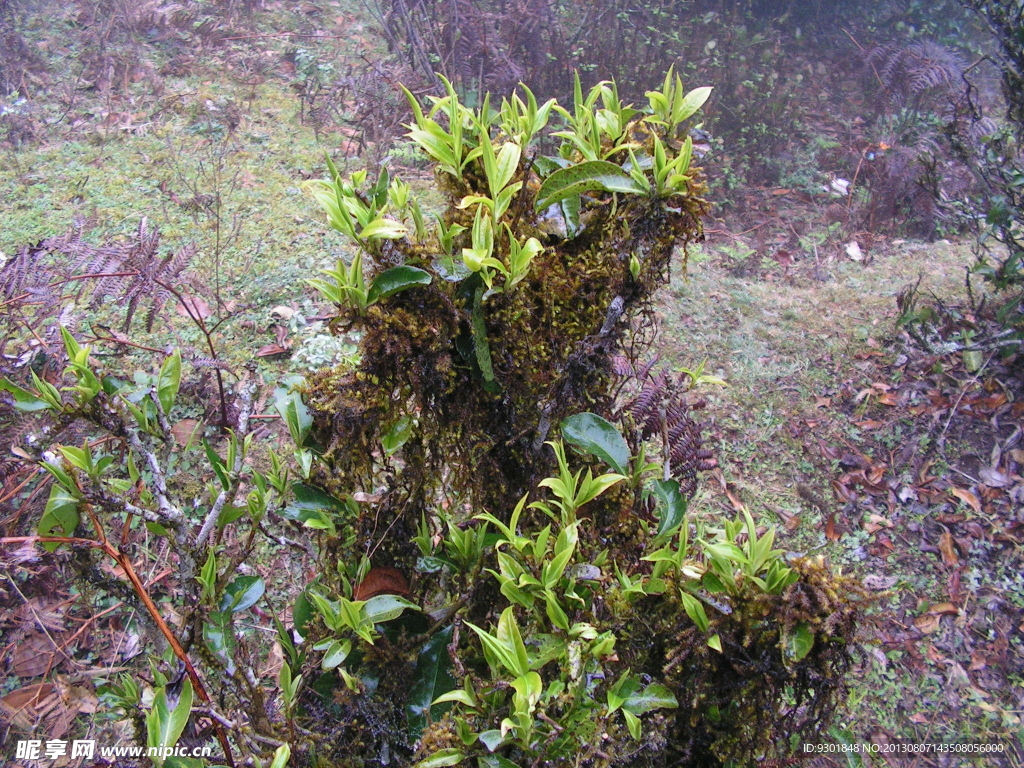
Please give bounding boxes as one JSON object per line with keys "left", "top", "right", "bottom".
{"left": 950, "top": 487, "right": 981, "bottom": 513}
{"left": 854, "top": 419, "right": 885, "bottom": 430}
{"left": 978, "top": 467, "right": 1011, "bottom": 488}
{"left": 12, "top": 633, "right": 55, "bottom": 677}
{"left": 171, "top": 419, "right": 202, "bottom": 446}
{"left": 352, "top": 567, "right": 409, "bottom": 601}
{"left": 913, "top": 614, "right": 940, "bottom": 634}
{"left": 939, "top": 532, "right": 959, "bottom": 566}
{"left": 926, "top": 602, "right": 959, "bottom": 616}
{"left": 925, "top": 644, "right": 947, "bottom": 664}
{"left": 824, "top": 513, "right": 840, "bottom": 542}
{"left": 724, "top": 483, "right": 745, "bottom": 513}
{"left": 862, "top": 574, "right": 898, "bottom": 590}
{"left": 17, "top": 599, "right": 65, "bottom": 631}
{"left": 0, "top": 683, "right": 55, "bottom": 724}
{"left": 256, "top": 343, "right": 290, "bottom": 358}
{"left": 175, "top": 294, "right": 211, "bottom": 319}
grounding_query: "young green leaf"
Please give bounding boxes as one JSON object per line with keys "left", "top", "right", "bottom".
{"left": 146, "top": 680, "right": 193, "bottom": 768}
{"left": 678, "top": 591, "right": 710, "bottom": 633}
{"left": 412, "top": 749, "right": 465, "bottom": 768}
{"left": 560, "top": 412, "right": 630, "bottom": 475}
{"left": 157, "top": 350, "right": 181, "bottom": 416}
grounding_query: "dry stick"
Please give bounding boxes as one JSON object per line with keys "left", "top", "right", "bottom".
{"left": 153, "top": 278, "right": 229, "bottom": 429}
{"left": 844, "top": 28, "right": 887, "bottom": 94}
{"left": 91, "top": 332, "right": 165, "bottom": 354}
{"left": 0, "top": 291, "right": 31, "bottom": 309}
{"left": 59, "top": 568, "right": 172, "bottom": 652}
{"left": 1, "top": 534, "right": 236, "bottom": 767}
{"left": 846, "top": 147, "right": 869, "bottom": 218}
{"left": 195, "top": 376, "right": 257, "bottom": 548}
{"left": 0, "top": 467, "right": 42, "bottom": 506}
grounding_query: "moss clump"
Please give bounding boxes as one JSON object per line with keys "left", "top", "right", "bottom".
{"left": 599, "top": 557, "right": 871, "bottom": 766}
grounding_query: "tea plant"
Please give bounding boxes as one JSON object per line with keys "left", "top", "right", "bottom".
{"left": 286, "top": 73, "right": 865, "bottom": 766}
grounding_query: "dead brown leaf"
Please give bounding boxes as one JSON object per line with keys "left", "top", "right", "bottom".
{"left": 12, "top": 633, "right": 55, "bottom": 677}
{"left": 939, "top": 532, "right": 959, "bottom": 566}
{"left": 175, "top": 295, "right": 211, "bottom": 320}
{"left": 824, "top": 513, "right": 840, "bottom": 541}
{"left": 256, "top": 343, "right": 291, "bottom": 358}
{"left": 862, "top": 574, "right": 898, "bottom": 590}
{"left": 979, "top": 467, "right": 1011, "bottom": 488}
{"left": 913, "top": 614, "right": 940, "bottom": 634}
{"left": 0, "top": 683, "right": 55, "bottom": 729}
{"left": 171, "top": 419, "right": 202, "bottom": 446}
{"left": 724, "top": 483, "right": 745, "bottom": 513}
{"left": 16, "top": 599, "right": 65, "bottom": 632}
{"left": 926, "top": 602, "right": 959, "bottom": 616}
{"left": 853, "top": 419, "right": 885, "bottom": 430}
{"left": 353, "top": 567, "right": 409, "bottom": 601}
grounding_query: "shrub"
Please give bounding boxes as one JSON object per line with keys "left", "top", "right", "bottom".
{"left": 1, "top": 72, "right": 866, "bottom": 768}
{"left": 294, "top": 72, "right": 865, "bottom": 766}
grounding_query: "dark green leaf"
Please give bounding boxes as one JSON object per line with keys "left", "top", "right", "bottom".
{"left": 535, "top": 160, "right": 647, "bottom": 211}
{"left": 477, "top": 730, "right": 505, "bottom": 752}
{"left": 478, "top": 756, "right": 521, "bottom": 768}
{"left": 651, "top": 479, "right": 687, "bottom": 540}
{"left": 145, "top": 521, "right": 170, "bottom": 537}
{"left": 157, "top": 350, "right": 181, "bottom": 416}
{"left": 382, "top": 415, "right": 413, "bottom": 456}
{"left": 363, "top": 594, "right": 419, "bottom": 624}
{"left": 220, "top": 576, "right": 265, "bottom": 613}
{"left": 274, "top": 388, "right": 311, "bottom": 448}
{"left": 471, "top": 285, "right": 498, "bottom": 391}
{"left": 165, "top": 758, "right": 204, "bottom": 768}
{"left": 368, "top": 266, "right": 433, "bottom": 304}
{"left": 560, "top": 412, "right": 629, "bottom": 474}
{"left": 406, "top": 626, "right": 457, "bottom": 739}
{"left": 216, "top": 504, "right": 246, "bottom": 527}
{"left": 0, "top": 378, "right": 52, "bottom": 412}
{"left": 293, "top": 590, "right": 314, "bottom": 635}
{"left": 560, "top": 194, "right": 581, "bottom": 238}
{"left": 431, "top": 255, "right": 472, "bottom": 283}
{"left": 281, "top": 482, "right": 347, "bottom": 522}
{"left": 203, "top": 439, "right": 229, "bottom": 491}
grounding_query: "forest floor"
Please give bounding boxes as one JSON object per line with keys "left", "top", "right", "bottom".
{"left": 1, "top": 0, "right": 1022, "bottom": 764}
{"left": 663, "top": 230, "right": 1023, "bottom": 762}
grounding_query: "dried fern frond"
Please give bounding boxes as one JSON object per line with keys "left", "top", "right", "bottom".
{"left": 866, "top": 40, "right": 965, "bottom": 112}
{"left": 617, "top": 362, "right": 716, "bottom": 498}
{"left": 43, "top": 218, "right": 196, "bottom": 332}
